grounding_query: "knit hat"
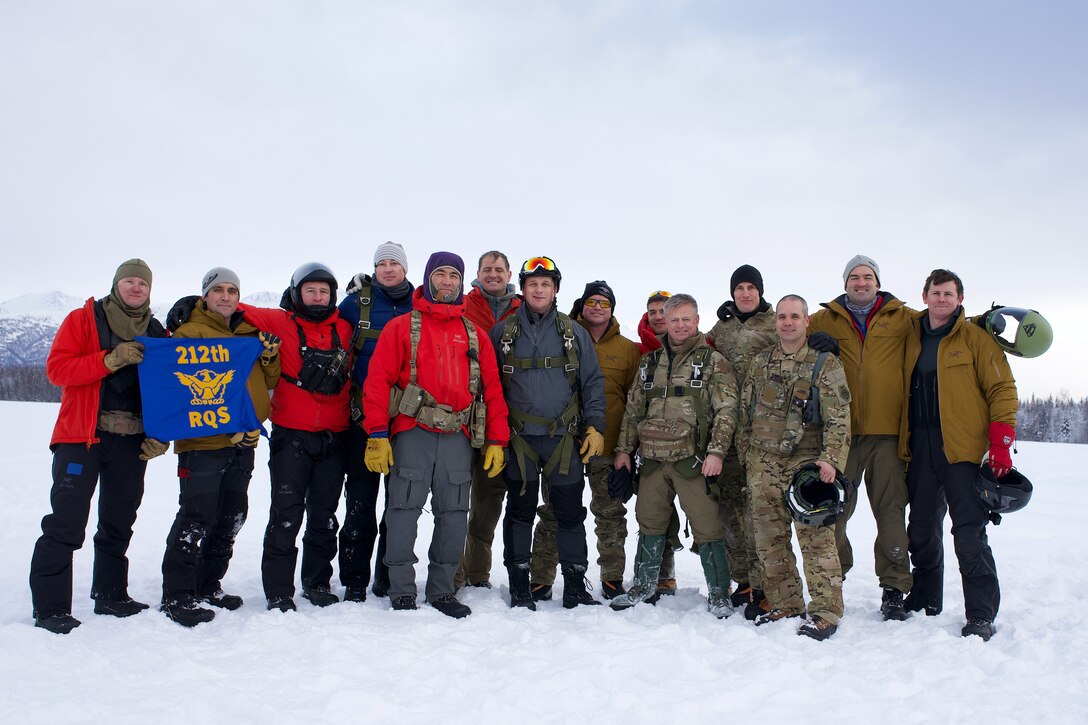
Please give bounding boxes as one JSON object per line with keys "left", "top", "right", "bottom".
{"left": 374, "top": 241, "right": 408, "bottom": 272}
{"left": 423, "top": 251, "right": 465, "bottom": 304}
{"left": 729, "top": 264, "right": 764, "bottom": 299}
{"left": 113, "top": 259, "right": 153, "bottom": 288}
{"left": 201, "top": 267, "right": 240, "bottom": 297}
{"left": 843, "top": 254, "right": 880, "bottom": 287}
{"left": 581, "top": 280, "right": 616, "bottom": 309}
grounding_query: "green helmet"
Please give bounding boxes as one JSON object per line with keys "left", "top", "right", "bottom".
{"left": 982, "top": 306, "right": 1053, "bottom": 358}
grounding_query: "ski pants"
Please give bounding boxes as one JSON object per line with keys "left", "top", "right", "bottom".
{"left": 30, "top": 432, "right": 147, "bottom": 617}
{"left": 338, "top": 423, "right": 389, "bottom": 590}
{"left": 262, "top": 425, "right": 346, "bottom": 599}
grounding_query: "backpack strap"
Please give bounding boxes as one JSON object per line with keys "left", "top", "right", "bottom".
{"left": 350, "top": 277, "right": 382, "bottom": 352}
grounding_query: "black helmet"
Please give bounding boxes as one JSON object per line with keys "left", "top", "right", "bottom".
{"left": 785, "top": 464, "right": 852, "bottom": 527}
{"left": 975, "top": 464, "right": 1032, "bottom": 525}
{"left": 518, "top": 256, "right": 562, "bottom": 291}
{"left": 979, "top": 305, "right": 1053, "bottom": 358}
{"left": 288, "top": 262, "right": 338, "bottom": 308}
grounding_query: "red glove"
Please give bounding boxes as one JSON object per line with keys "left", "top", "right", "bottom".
{"left": 987, "top": 422, "right": 1015, "bottom": 477}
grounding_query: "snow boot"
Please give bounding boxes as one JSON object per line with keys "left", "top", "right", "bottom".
{"left": 904, "top": 591, "right": 941, "bottom": 617}
{"left": 391, "top": 595, "right": 417, "bottom": 611}
{"left": 371, "top": 573, "right": 390, "bottom": 599}
{"left": 35, "top": 613, "right": 81, "bottom": 634}
{"left": 730, "top": 583, "right": 753, "bottom": 608}
{"left": 161, "top": 595, "right": 215, "bottom": 628}
{"left": 601, "top": 580, "right": 626, "bottom": 600}
{"left": 302, "top": 585, "right": 339, "bottom": 607}
{"left": 743, "top": 589, "right": 768, "bottom": 621}
{"left": 754, "top": 608, "right": 804, "bottom": 626}
{"left": 530, "top": 583, "right": 552, "bottom": 602}
{"left": 508, "top": 564, "right": 537, "bottom": 610}
{"left": 699, "top": 539, "right": 734, "bottom": 619}
{"left": 610, "top": 534, "right": 665, "bottom": 611}
{"left": 93, "top": 596, "right": 150, "bottom": 618}
{"left": 266, "top": 596, "right": 296, "bottom": 612}
{"left": 344, "top": 587, "right": 367, "bottom": 603}
{"left": 201, "top": 590, "right": 243, "bottom": 611}
{"left": 798, "top": 615, "right": 838, "bottom": 641}
{"left": 430, "top": 594, "right": 472, "bottom": 619}
{"left": 962, "top": 618, "right": 994, "bottom": 641}
{"left": 561, "top": 563, "right": 602, "bottom": 609}
{"left": 880, "top": 587, "right": 908, "bottom": 621}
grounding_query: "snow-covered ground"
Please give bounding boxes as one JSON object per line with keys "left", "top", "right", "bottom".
{"left": 1, "top": 401, "right": 1085, "bottom": 723}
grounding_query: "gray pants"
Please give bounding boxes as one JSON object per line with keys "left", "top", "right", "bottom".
{"left": 384, "top": 427, "right": 473, "bottom": 601}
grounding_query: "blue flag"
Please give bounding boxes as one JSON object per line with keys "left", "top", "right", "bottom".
{"left": 137, "top": 336, "right": 263, "bottom": 442}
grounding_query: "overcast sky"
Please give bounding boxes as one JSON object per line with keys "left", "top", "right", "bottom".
{"left": 2, "top": 1, "right": 1084, "bottom": 397}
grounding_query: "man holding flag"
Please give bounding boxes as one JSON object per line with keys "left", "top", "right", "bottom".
{"left": 157, "top": 268, "right": 281, "bottom": 626}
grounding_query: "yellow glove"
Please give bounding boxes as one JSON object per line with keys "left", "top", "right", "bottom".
{"left": 364, "top": 437, "right": 394, "bottom": 475}
{"left": 482, "top": 445, "right": 506, "bottom": 478}
{"left": 104, "top": 341, "right": 145, "bottom": 372}
{"left": 230, "top": 429, "right": 261, "bottom": 447}
{"left": 139, "top": 437, "right": 169, "bottom": 461}
{"left": 579, "top": 426, "right": 605, "bottom": 463}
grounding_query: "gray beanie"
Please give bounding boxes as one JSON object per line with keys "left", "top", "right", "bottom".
{"left": 843, "top": 254, "right": 880, "bottom": 287}
{"left": 201, "top": 267, "right": 241, "bottom": 297}
{"left": 373, "top": 241, "right": 408, "bottom": 271}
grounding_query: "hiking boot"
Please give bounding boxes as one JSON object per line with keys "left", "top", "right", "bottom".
{"left": 646, "top": 578, "right": 677, "bottom": 605}
{"left": 161, "top": 596, "right": 216, "bottom": 628}
{"left": 601, "top": 580, "right": 626, "bottom": 600}
{"left": 962, "top": 618, "right": 994, "bottom": 641}
{"left": 467, "top": 580, "right": 493, "bottom": 590}
{"left": 201, "top": 590, "right": 243, "bottom": 611}
{"left": 530, "top": 583, "right": 553, "bottom": 602}
{"left": 508, "top": 565, "right": 537, "bottom": 611}
{"left": 391, "top": 595, "right": 417, "bottom": 611}
{"left": 706, "top": 589, "right": 734, "bottom": 619}
{"left": 729, "top": 583, "right": 753, "bottom": 608}
{"left": 699, "top": 540, "right": 733, "bottom": 619}
{"left": 93, "top": 596, "right": 150, "bottom": 618}
{"left": 798, "top": 615, "right": 838, "bottom": 641}
{"left": 301, "top": 586, "right": 339, "bottom": 608}
{"left": 903, "top": 591, "right": 941, "bottom": 617}
{"left": 880, "top": 587, "right": 908, "bottom": 621}
{"left": 611, "top": 534, "right": 665, "bottom": 611}
{"left": 371, "top": 575, "right": 390, "bottom": 599}
{"left": 35, "top": 613, "right": 81, "bottom": 634}
{"left": 430, "top": 594, "right": 472, "bottom": 619}
{"left": 344, "top": 587, "right": 367, "bottom": 603}
{"left": 561, "top": 564, "right": 602, "bottom": 609}
{"left": 754, "top": 608, "right": 804, "bottom": 626}
{"left": 266, "top": 596, "right": 296, "bottom": 612}
{"left": 743, "top": 589, "right": 768, "bottom": 621}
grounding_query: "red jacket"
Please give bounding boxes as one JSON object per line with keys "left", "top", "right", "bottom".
{"left": 47, "top": 298, "right": 114, "bottom": 447}
{"left": 463, "top": 287, "right": 521, "bottom": 334}
{"left": 637, "top": 312, "right": 664, "bottom": 354}
{"left": 363, "top": 288, "right": 509, "bottom": 444}
{"left": 241, "top": 304, "right": 353, "bottom": 433}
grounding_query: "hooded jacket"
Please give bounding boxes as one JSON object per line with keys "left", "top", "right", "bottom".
{"left": 363, "top": 287, "right": 509, "bottom": 443}
{"left": 575, "top": 316, "right": 641, "bottom": 455}
{"left": 808, "top": 292, "right": 914, "bottom": 437}
{"left": 172, "top": 300, "right": 280, "bottom": 452}
{"left": 898, "top": 308, "right": 1017, "bottom": 465}
{"left": 636, "top": 312, "right": 664, "bottom": 354}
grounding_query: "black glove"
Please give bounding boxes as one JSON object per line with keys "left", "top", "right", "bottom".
{"left": 607, "top": 466, "right": 635, "bottom": 503}
{"left": 346, "top": 272, "right": 371, "bottom": 295}
{"left": 166, "top": 295, "right": 200, "bottom": 332}
{"left": 705, "top": 474, "right": 724, "bottom": 502}
{"left": 259, "top": 331, "right": 281, "bottom": 365}
{"left": 807, "top": 331, "right": 840, "bottom": 355}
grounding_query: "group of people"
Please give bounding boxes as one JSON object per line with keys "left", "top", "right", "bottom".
{"left": 29, "top": 248, "right": 1019, "bottom": 643}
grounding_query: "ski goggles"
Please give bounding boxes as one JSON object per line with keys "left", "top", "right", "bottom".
{"left": 521, "top": 256, "right": 558, "bottom": 274}
{"left": 647, "top": 290, "right": 672, "bottom": 303}
{"left": 583, "top": 298, "right": 613, "bottom": 309}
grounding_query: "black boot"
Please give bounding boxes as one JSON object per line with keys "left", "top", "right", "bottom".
{"left": 344, "top": 587, "right": 367, "bottom": 603}
{"left": 880, "top": 587, "right": 908, "bottom": 621}
{"left": 161, "top": 595, "right": 215, "bottom": 628}
{"left": 962, "top": 618, "right": 994, "bottom": 641}
{"left": 430, "top": 594, "right": 472, "bottom": 619}
{"left": 201, "top": 590, "right": 243, "bottom": 611}
{"left": 561, "top": 563, "right": 602, "bottom": 609}
{"left": 94, "top": 596, "right": 150, "bottom": 618}
{"left": 302, "top": 586, "right": 339, "bottom": 607}
{"left": 35, "top": 613, "right": 81, "bottom": 634}
{"left": 508, "top": 564, "right": 536, "bottom": 610}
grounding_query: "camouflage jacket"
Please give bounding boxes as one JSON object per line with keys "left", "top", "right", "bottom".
{"left": 616, "top": 333, "right": 738, "bottom": 461}
{"left": 738, "top": 341, "right": 852, "bottom": 471}
{"left": 706, "top": 300, "right": 777, "bottom": 382}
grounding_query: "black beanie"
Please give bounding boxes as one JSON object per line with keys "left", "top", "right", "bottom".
{"left": 580, "top": 280, "right": 616, "bottom": 309}
{"left": 729, "top": 264, "right": 764, "bottom": 299}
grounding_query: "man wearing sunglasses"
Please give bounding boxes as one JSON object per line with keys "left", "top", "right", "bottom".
{"left": 529, "top": 281, "right": 641, "bottom": 600}
{"left": 493, "top": 256, "right": 607, "bottom": 609}
{"left": 456, "top": 250, "right": 522, "bottom": 590}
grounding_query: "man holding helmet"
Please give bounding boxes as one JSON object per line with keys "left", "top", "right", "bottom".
{"left": 898, "top": 269, "right": 1018, "bottom": 641}
{"left": 738, "top": 294, "right": 852, "bottom": 640}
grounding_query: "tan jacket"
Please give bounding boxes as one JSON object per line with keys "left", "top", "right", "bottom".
{"left": 173, "top": 301, "right": 280, "bottom": 452}
{"left": 577, "top": 316, "right": 641, "bottom": 455}
{"left": 808, "top": 292, "right": 914, "bottom": 436}
{"left": 898, "top": 308, "right": 1017, "bottom": 464}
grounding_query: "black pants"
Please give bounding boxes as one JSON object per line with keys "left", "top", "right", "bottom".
{"left": 338, "top": 423, "right": 389, "bottom": 589}
{"left": 161, "top": 446, "right": 254, "bottom": 601}
{"left": 30, "top": 433, "right": 147, "bottom": 618}
{"left": 907, "top": 427, "right": 1000, "bottom": 621}
{"left": 262, "top": 425, "right": 346, "bottom": 599}
{"left": 502, "top": 434, "right": 588, "bottom": 569}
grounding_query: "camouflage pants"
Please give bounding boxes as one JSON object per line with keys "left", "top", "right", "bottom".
{"left": 636, "top": 460, "right": 723, "bottom": 545}
{"left": 716, "top": 445, "right": 763, "bottom": 588}
{"left": 748, "top": 451, "right": 843, "bottom": 623}
{"left": 843, "top": 435, "right": 911, "bottom": 592}
{"left": 531, "top": 456, "right": 628, "bottom": 584}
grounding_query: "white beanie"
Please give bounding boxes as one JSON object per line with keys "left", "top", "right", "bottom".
{"left": 373, "top": 241, "right": 408, "bottom": 271}
{"left": 201, "top": 267, "right": 240, "bottom": 296}
{"left": 843, "top": 254, "right": 880, "bottom": 287}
